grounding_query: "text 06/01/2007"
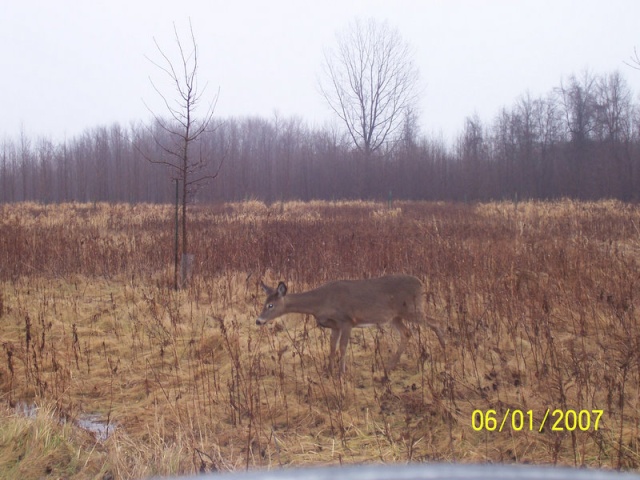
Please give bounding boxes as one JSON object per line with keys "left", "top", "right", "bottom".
{"left": 471, "top": 409, "right": 604, "bottom": 433}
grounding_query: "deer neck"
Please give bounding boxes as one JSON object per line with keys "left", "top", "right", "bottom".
{"left": 283, "top": 290, "right": 325, "bottom": 316}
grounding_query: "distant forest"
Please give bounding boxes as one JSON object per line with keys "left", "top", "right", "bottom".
{"left": 2, "top": 70, "right": 640, "bottom": 203}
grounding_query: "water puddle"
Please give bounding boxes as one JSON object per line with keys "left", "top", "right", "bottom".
{"left": 15, "top": 402, "right": 116, "bottom": 441}
{"left": 76, "top": 413, "right": 114, "bottom": 441}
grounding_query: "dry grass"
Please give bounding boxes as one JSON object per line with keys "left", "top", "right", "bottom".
{"left": 1, "top": 200, "right": 640, "bottom": 478}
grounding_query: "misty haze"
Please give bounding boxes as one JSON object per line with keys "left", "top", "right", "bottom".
{"left": 3, "top": 2, "right": 640, "bottom": 479}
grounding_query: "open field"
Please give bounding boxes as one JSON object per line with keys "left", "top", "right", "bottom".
{"left": 2, "top": 200, "right": 640, "bottom": 478}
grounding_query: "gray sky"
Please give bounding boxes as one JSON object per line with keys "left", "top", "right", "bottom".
{"left": 3, "top": 0, "right": 640, "bottom": 144}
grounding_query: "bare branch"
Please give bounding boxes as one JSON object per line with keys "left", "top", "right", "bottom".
{"left": 624, "top": 47, "right": 640, "bottom": 71}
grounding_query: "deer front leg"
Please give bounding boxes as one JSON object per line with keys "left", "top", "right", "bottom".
{"left": 329, "top": 327, "right": 341, "bottom": 373}
{"left": 338, "top": 324, "right": 353, "bottom": 375}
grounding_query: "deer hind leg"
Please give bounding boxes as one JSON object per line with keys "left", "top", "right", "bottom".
{"left": 406, "top": 308, "right": 446, "bottom": 351}
{"left": 424, "top": 315, "right": 446, "bottom": 349}
{"left": 388, "top": 317, "right": 411, "bottom": 371}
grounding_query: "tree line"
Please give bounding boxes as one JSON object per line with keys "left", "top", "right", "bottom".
{"left": 2, "top": 69, "right": 640, "bottom": 204}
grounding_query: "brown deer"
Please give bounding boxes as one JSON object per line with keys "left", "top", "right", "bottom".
{"left": 256, "top": 275, "right": 445, "bottom": 375}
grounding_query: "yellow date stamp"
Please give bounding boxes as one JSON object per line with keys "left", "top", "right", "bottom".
{"left": 471, "top": 409, "right": 604, "bottom": 432}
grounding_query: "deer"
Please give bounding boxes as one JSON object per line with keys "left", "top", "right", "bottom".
{"left": 256, "top": 275, "right": 445, "bottom": 376}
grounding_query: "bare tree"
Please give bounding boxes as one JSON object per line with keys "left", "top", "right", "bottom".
{"left": 141, "top": 21, "right": 221, "bottom": 287}
{"left": 320, "top": 18, "right": 419, "bottom": 158}
{"left": 595, "top": 71, "right": 632, "bottom": 145}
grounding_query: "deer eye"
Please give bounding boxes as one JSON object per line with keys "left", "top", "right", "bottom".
{"left": 267, "top": 304, "right": 274, "bottom": 309}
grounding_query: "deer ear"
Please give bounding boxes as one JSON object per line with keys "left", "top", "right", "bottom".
{"left": 277, "top": 282, "right": 288, "bottom": 297}
{"left": 260, "top": 281, "right": 274, "bottom": 295}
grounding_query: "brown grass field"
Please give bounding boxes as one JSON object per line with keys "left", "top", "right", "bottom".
{"left": 1, "top": 200, "right": 640, "bottom": 479}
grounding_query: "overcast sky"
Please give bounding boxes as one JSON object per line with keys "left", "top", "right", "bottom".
{"left": 3, "top": 0, "right": 640, "bottom": 144}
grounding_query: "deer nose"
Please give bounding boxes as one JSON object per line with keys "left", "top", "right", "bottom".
{"left": 256, "top": 319, "right": 262, "bottom": 325}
